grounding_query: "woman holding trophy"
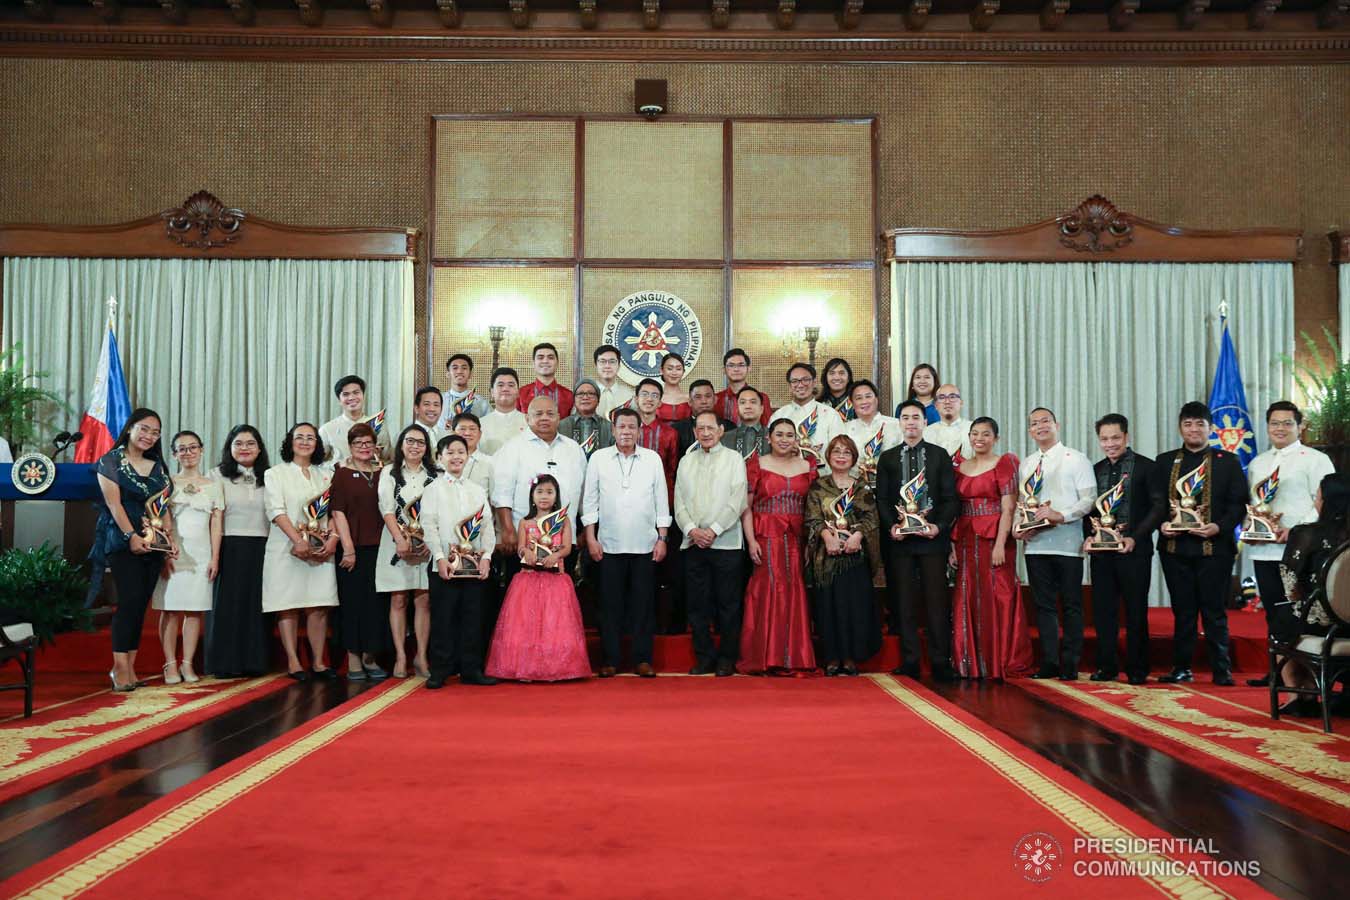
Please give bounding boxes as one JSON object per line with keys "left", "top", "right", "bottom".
{"left": 330, "top": 422, "right": 392, "bottom": 681}
{"left": 804, "top": 435, "right": 881, "bottom": 676}
{"left": 94, "top": 409, "right": 176, "bottom": 692}
{"left": 377, "top": 425, "right": 437, "bottom": 678}
{"left": 262, "top": 423, "right": 339, "bottom": 681}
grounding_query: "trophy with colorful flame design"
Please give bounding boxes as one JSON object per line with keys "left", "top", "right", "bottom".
{"left": 297, "top": 488, "right": 332, "bottom": 552}
{"left": 448, "top": 504, "right": 486, "bottom": 578}
{"left": 857, "top": 425, "right": 886, "bottom": 491}
{"left": 894, "top": 469, "right": 932, "bottom": 536}
{"left": 526, "top": 507, "right": 568, "bottom": 571}
{"left": 824, "top": 481, "right": 859, "bottom": 545}
{"left": 1240, "top": 467, "right": 1282, "bottom": 543}
{"left": 1013, "top": 461, "right": 1052, "bottom": 535}
{"left": 796, "top": 409, "right": 822, "bottom": 466}
{"left": 360, "top": 408, "right": 387, "bottom": 439}
{"left": 451, "top": 391, "right": 477, "bottom": 416}
{"left": 837, "top": 397, "right": 856, "bottom": 423}
{"left": 400, "top": 499, "right": 430, "bottom": 564}
{"left": 1086, "top": 477, "right": 1128, "bottom": 552}
{"left": 578, "top": 430, "right": 599, "bottom": 459}
{"left": 1169, "top": 461, "right": 1208, "bottom": 532}
{"left": 141, "top": 483, "right": 175, "bottom": 552}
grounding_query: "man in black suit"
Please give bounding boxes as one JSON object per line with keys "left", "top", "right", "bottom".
{"left": 673, "top": 380, "right": 735, "bottom": 457}
{"left": 1082, "top": 413, "right": 1167, "bottom": 685}
{"left": 1151, "top": 401, "right": 1248, "bottom": 686}
{"left": 877, "top": 399, "right": 959, "bottom": 681}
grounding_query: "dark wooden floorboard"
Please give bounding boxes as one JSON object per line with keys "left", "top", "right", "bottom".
{"left": 0, "top": 679, "right": 373, "bottom": 880}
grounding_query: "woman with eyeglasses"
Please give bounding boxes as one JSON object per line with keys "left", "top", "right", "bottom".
{"left": 207, "top": 424, "right": 272, "bottom": 678}
{"left": 151, "top": 430, "right": 223, "bottom": 684}
{"left": 377, "top": 425, "right": 437, "bottom": 678}
{"left": 331, "top": 422, "right": 392, "bottom": 680}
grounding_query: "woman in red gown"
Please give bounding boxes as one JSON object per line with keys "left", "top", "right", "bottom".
{"left": 655, "top": 353, "right": 692, "bottom": 423}
{"left": 739, "top": 418, "right": 818, "bottom": 675}
{"left": 950, "top": 416, "right": 1034, "bottom": 680}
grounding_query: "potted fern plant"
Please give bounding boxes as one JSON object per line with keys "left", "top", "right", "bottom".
{"left": 0, "top": 343, "right": 65, "bottom": 454}
{"left": 1284, "top": 328, "right": 1350, "bottom": 472}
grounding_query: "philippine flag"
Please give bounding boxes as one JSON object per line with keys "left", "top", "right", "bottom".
{"left": 73, "top": 325, "right": 132, "bottom": 463}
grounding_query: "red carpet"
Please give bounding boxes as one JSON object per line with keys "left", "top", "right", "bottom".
{"left": 2, "top": 676, "right": 1272, "bottom": 899}
{"left": 1016, "top": 676, "right": 1350, "bottom": 829}
{"left": 0, "top": 674, "right": 286, "bottom": 805}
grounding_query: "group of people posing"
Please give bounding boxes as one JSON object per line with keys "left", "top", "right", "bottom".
{"left": 90, "top": 345, "right": 1346, "bottom": 712}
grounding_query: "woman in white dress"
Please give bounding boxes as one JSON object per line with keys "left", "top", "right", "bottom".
{"left": 263, "top": 422, "right": 339, "bottom": 681}
{"left": 377, "top": 425, "right": 438, "bottom": 678}
{"left": 153, "top": 430, "right": 223, "bottom": 684}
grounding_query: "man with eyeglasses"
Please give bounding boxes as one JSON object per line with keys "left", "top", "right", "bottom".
{"left": 558, "top": 377, "right": 614, "bottom": 460}
{"left": 1242, "top": 401, "right": 1334, "bottom": 687}
{"left": 715, "top": 348, "right": 770, "bottom": 426}
{"left": 923, "top": 383, "right": 973, "bottom": 463}
{"left": 592, "top": 345, "right": 635, "bottom": 420}
{"left": 774, "top": 362, "right": 841, "bottom": 473}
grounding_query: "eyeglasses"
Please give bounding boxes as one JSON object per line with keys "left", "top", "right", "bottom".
{"left": 351, "top": 440, "right": 376, "bottom": 449}
{"left": 403, "top": 438, "right": 428, "bottom": 447}
{"left": 232, "top": 439, "right": 259, "bottom": 449}
{"left": 788, "top": 376, "right": 813, "bottom": 386}
{"left": 575, "top": 391, "right": 599, "bottom": 399}
{"left": 173, "top": 444, "right": 202, "bottom": 453}
{"left": 637, "top": 391, "right": 662, "bottom": 400}
{"left": 1269, "top": 419, "right": 1297, "bottom": 428}
{"left": 936, "top": 393, "right": 961, "bottom": 402}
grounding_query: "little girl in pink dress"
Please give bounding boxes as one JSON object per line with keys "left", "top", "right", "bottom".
{"left": 485, "top": 474, "right": 591, "bottom": 681}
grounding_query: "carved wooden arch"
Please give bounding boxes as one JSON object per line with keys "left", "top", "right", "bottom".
{"left": 0, "top": 191, "right": 418, "bottom": 260}
{"left": 1331, "top": 230, "right": 1350, "bottom": 265}
{"left": 884, "top": 195, "right": 1301, "bottom": 264}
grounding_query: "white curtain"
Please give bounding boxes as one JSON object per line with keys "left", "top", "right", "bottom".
{"left": 892, "top": 260, "right": 1295, "bottom": 604}
{"left": 3, "top": 257, "right": 415, "bottom": 464}
{"left": 1340, "top": 264, "right": 1350, "bottom": 362}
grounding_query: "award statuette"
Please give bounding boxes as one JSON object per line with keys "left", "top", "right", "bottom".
{"left": 390, "top": 499, "right": 430, "bottom": 565}
{"left": 825, "top": 481, "right": 859, "bottom": 543}
{"left": 361, "top": 408, "right": 387, "bottom": 437}
{"left": 857, "top": 425, "right": 886, "bottom": 490}
{"left": 1013, "top": 461, "right": 1052, "bottom": 534}
{"left": 451, "top": 390, "right": 477, "bottom": 416}
{"left": 1169, "top": 462, "right": 1208, "bottom": 532}
{"left": 297, "top": 488, "right": 333, "bottom": 552}
{"left": 837, "top": 397, "right": 856, "bottom": 423}
{"left": 141, "top": 483, "right": 175, "bottom": 552}
{"left": 1241, "top": 467, "right": 1282, "bottom": 543}
{"left": 447, "top": 505, "right": 486, "bottom": 578}
{"left": 796, "top": 408, "right": 822, "bottom": 466}
{"left": 578, "top": 430, "right": 599, "bottom": 460}
{"left": 526, "top": 507, "right": 568, "bottom": 571}
{"left": 894, "top": 469, "right": 932, "bottom": 536}
{"left": 1086, "top": 477, "right": 1128, "bottom": 552}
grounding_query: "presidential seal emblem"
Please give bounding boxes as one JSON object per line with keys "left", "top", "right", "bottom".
{"left": 11, "top": 451, "right": 57, "bottom": 496}
{"left": 1012, "top": 832, "right": 1062, "bottom": 883}
{"left": 601, "top": 291, "right": 703, "bottom": 386}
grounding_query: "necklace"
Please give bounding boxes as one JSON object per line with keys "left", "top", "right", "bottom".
{"left": 617, "top": 452, "right": 637, "bottom": 490}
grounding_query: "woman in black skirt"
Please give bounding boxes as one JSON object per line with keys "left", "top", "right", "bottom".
{"left": 207, "top": 424, "right": 272, "bottom": 677}
{"left": 804, "top": 434, "right": 882, "bottom": 676}
{"left": 330, "top": 422, "right": 392, "bottom": 680}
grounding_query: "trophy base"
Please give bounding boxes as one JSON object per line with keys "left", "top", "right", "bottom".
{"left": 1170, "top": 512, "right": 1207, "bottom": 532}
{"left": 144, "top": 533, "right": 173, "bottom": 553}
{"left": 305, "top": 535, "right": 329, "bottom": 554}
{"left": 1239, "top": 531, "right": 1278, "bottom": 543}
{"left": 448, "top": 553, "right": 483, "bottom": 579}
{"left": 1086, "top": 541, "right": 1122, "bottom": 552}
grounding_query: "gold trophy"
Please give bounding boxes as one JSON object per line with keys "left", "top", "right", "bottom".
{"left": 297, "top": 488, "right": 333, "bottom": 552}
{"left": 857, "top": 425, "right": 886, "bottom": 491}
{"left": 894, "top": 468, "right": 931, "bottom": 536}
{"left": 1014, "top": 461, "right": 1052, "bottom": 535}
{"left": 390, "top": 499, "right": 430, "bottom": 565}
{"left": 1169, "top": 462, "right": 1208, "bottom": 532}
{"left": 796, "top": 408, "right": 822, "bottom": 466}
{"left": 1086, "top": 477, "right": 1127, "bottom": 552}
{"left": 1241, "top": 467, "right": 1282, "bottom": 543}
{"left": 141, "top": 483, "right": 175, "bottom": 552}
{"left": 825, "top": 481, "right": 859, "bottom": 546}
{"left": 448, "top": 504, "right": 486, "bottom": 578}
{"left": 525, "top": 507, "right": 568, "bottom": 571}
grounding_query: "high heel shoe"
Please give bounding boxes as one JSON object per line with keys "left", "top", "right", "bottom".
{"left": 163, "top": 660, "right": 182, "bottom": 685}
{"left": 179, "top": 660, "right": 200, "bottom": 684}
{"left": 109, "top": 670, "right": 135, "bottom": 693}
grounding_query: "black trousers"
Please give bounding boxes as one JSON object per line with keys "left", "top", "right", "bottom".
{"left": 109, "top": 550, "right": 162, "bottom": 653}
{"left": 1254, "top": 560, "right": 1298, "bottom": 645}
{"left": 658, "top": 525, "right": 686, "bottom": 634}
{"left": 1089, "top": 553, "right": 1152, "bottom": 679}
{"left": 600, "top": 552, "right": 656, "bottom": 667}
{"left": 1160, "top": 553, "right": 1233, "bottom": 674}
{"left": 428, "top": 574, "right": 484, "bottom": 679}
{"left": 889, "top": 552, "right": 951, "bottom": 668}
{"left": 1025, "top": 554, "right": 1084, "bottom": 671}
{"left": 685, "top": 547, "right": 743, "bottom": 664}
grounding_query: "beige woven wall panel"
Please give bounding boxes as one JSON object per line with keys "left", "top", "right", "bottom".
{"left": 732, "top": 121, "right": 873, "bottom": 262}
{"left": 581, "top": 267, "right": 725, "bottom": 386}
{"left": 583, "top": 122, "right": 724, "bottom": 261}
{"left": 433, "top": 119, "right": 575, "bottom": 259}
{"left": 430, "top": 266, "right": 576, "bottom": 395}
{"left": 732, "top": 267, "right": 877, "bottom": 409}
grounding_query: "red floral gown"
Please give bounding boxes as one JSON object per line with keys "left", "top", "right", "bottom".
{"left": 951, "top": 454, "right": 1034, "bottom": 680}
{"left": 738, "top": 458, "right": 818, "bottom": 674}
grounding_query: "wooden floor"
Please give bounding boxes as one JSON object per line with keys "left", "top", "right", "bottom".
{"left": 1, "top": 675, "right": 1346, "bottom": 899}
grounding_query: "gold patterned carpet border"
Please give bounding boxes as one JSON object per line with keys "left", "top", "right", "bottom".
{"left": 868, "top": 675, "right": 1233, "bottom": 900}
{"left": 13, "top": 676, "right": 422, "bottom": 900}
{"left": 0, "top": 675, "right": 284, "bottom": 788}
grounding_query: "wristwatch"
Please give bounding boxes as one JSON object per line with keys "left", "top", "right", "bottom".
{"left": 122, "top": 529, "right": 136, "bottom": 541}
{"left": 656, "top": 534, "right": 668, "bottom": 543}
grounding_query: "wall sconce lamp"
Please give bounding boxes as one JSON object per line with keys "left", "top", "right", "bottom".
{"left": 489, "top": 325, "right": 507, "bottom": 370}
{"left": 780, "top": 324, "right": 826, "bottom": 370}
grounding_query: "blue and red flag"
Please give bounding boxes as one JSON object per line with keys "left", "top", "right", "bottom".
{"left": 74, "top": 315, "right": 131, "bottom": 463}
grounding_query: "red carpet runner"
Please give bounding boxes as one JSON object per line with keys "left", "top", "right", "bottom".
{"left": 1, "top": 675, "right": 1273, "bottom": 899}
{"left": 1016, "top": 676, "right": 1350, "bottom": 830}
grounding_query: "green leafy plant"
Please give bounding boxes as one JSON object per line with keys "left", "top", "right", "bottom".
{"left": 0, "top": 544, "right": 92, "bottom": 646}
{"left": 1281, "top": 327, "right": 1350, "bottom": 446}
{"left": 0, "top": 343, "right": 66, "bottom": 454}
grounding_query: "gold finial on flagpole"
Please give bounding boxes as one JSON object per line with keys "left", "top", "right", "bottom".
{"left": 106, "top": 295, "right": 118, "bottom": 332}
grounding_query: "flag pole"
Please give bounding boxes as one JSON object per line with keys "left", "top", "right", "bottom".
{"left": 106, "top": 295, "right": 117, "bottom": 333}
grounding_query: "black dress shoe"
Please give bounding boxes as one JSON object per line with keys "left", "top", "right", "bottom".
{"left": 1059, "top": 670, "right": 1080, "bottom": 682}
{"left": 689, "top": 662, "right": 717, "bottom": 676}
{"left": 842, "top": 662, "right": 860, "bottom": 677}
{"left": 1246, "top": 674, "right": 1271, "bottom": 688}
{"left": 461, "top": 671, "right": 498, "bottom": 685}
{"left": 715, "top": 661, "right": 735, "bottom": 677}
{"left": 825, "top": 663, "right": 840, "bottom": 677}
{"left": 311, "top": 667, "right": 338, "bottom": 681}
{"left": 1127, "top": 674, "right": 1149, "bottom": 686}
{"left": 636, "top": 663, "right": 657, "bottom": 678}
{"left": 598, "top": 666, "right": 617, "bottom": 678}
{"left": 1090, "top": 670, "right": 1118, "bottom": 682}
{"left": 1279, "top": 697, "right": 1320, "bottom": 717}
{"left": 1030, "top": 666, "right": 1059, "bottom": 680}
{"left": 1212, "top": 672, "right": 1236, "bottom": 687}
{"left": 891, "top": 662, "right": 921, "bottom": 678}
{"left": 425, "top": 676, "right": 446, "bottom": 690}
{"left": 1157, "top": 668, "right": 1193, "bottom": 684}
{"left": 287, "top": 670, "right": 310, "bottom": 682}
{"left": 931, "top": 664, "right": 956, "bottom": 683}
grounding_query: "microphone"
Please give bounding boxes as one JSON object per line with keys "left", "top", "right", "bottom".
{"left": 52, "top": 430, "right": 83, "bottom": 457}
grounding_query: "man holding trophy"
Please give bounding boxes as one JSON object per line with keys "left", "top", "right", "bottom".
{"left": 1082, "top": 414, "right": 1167, "bottom": 685}
{"left": 1152, "top": 402, "right": 1248, "bottom": 686}
{"left": 1241, "top": 401, "right": 1335, "bottom": 687}
{"left": 1014, "top": 408, "right": 1095, "bottom": 681}
{"left": 876, "top": 400, "right": 958, "bottom": 681}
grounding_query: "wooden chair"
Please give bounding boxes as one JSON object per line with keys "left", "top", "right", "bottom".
{"left": 1270, "top": 541, "right": 1350, "bottom": 734}
{"left": 0, "top": 620, "right": 37, "bottom": 718}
